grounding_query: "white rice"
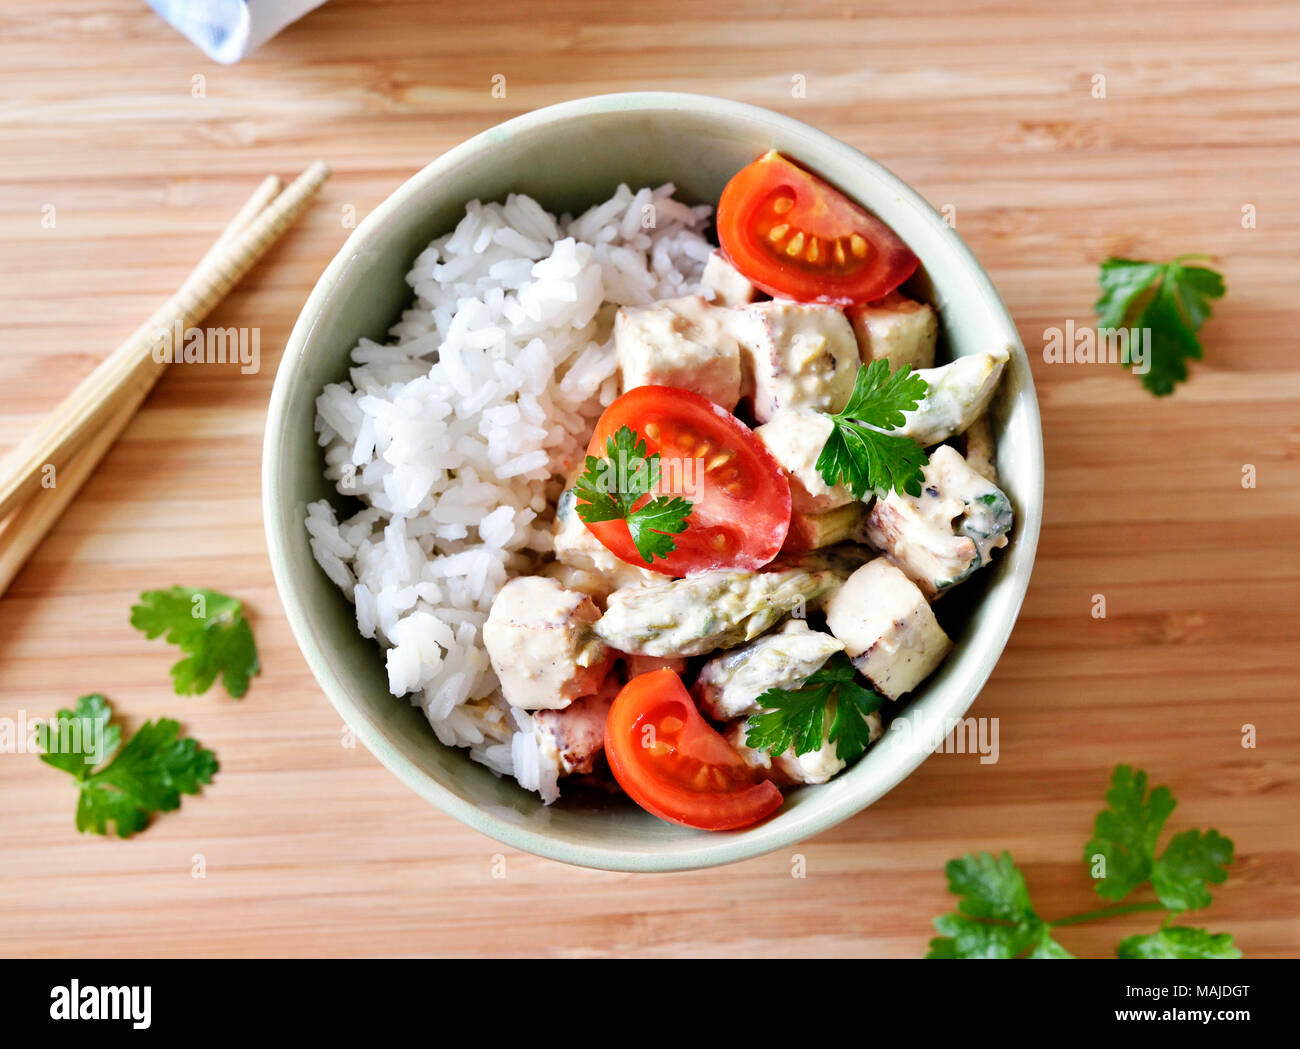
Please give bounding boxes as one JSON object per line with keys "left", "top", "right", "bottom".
{"left": 307, "top": 184, "right": 714, "bottom": 802}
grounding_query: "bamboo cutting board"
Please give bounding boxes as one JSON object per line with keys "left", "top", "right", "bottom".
{"left": 1, "top": 0, "right": 1297, "bottom": 958}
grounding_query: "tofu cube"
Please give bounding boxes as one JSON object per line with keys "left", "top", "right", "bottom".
{"left": 754, "top": 409, "right": 854, "bottom": 513}
{"left": 847, "top": 291, "right": 938, "bottom": 372}
{"left": 702, "top": 251, "right": 758, "bottom": 307}
{"left": 615, "top": 296, "right": 743, "bottom": 409}
{"left": 861, "top": 445, "right": 1013, "bottom": 598}
{"left": 483, "top": 576, "right": 612, "bottom": 710}
{"left": 825, "top": 558, "right": 953, "bottom": 700}
{"left": 730, "top": 302, "right": 859, "bottom": 423}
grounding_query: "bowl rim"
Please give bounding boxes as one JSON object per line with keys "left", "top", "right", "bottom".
{"left": 263, "top": 90, "right": 1044, "bottom": 872}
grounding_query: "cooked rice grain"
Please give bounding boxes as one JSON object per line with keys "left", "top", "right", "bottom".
{"left": 307, "top": 186, "right": 713, "bottom": 801}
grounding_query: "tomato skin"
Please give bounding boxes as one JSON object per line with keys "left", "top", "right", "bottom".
{"left": 717, "top": 150, "right": 919, "bottom": 306}
{"left": 605, "top": 669, "right": 784, "bottom": 831}
{"left": 582, "top": 386, "right": 791, "bottom": 577}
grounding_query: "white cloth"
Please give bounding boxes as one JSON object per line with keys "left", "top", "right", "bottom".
{"left": 148, "top": 0, "right": 328, "bottom": 63}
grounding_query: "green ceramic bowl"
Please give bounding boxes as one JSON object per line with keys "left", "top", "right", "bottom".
{"left": 263, "top": 92, "right": 1043, "bottom": 871}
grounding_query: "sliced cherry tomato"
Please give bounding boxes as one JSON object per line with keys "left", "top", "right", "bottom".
{"left": 582, "top": 385, "right": 791, "bottom": 576}
{"left": 717, "top": 150, "right": 919, "bottom": 305}
{"left": 605, "top": 669, "right": 783, "bottom": 831}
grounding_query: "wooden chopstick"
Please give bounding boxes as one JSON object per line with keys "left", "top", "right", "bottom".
{"left": 214, "top": 174, "right": 284, "bottom": 248}
{"left": 0, "top": 161, "right": 330, "bottom": 524}
{"left": 0, "top": 166, "right": 327, "bottom": 596}
{"left": 0, "top": 392, "right": 147, "bottom": 597}
{"left": 0, "top": 175, "right": 286, "bottom": 597}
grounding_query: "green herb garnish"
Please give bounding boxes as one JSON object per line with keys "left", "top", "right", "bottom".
{"left": 1117, "top": 926, "right": 1242, "bottom": 960}
{"left": 36, "top": 694, "right": 218, "bottom": 838}
{"left": 1095, "top": 255, "right": 1226, "bottom": 396}
{"left": 574, "top": 425, "right": 693, "bottom": 566}
{"left": 744, "top": 651, "right": 885, "bottom": 762}
{"left": 928, "top": 765, "right": 1239, "bottom": 959}
{"left": 131, "top": 587, "right": 259, "bottom": 698}
{"left": 815, "top": 359, "right": 929, "bottom": 499}
{"left": 928, "top": 852, "right": 1072, "bottom": 959}
{"left": 1087, "top": 764, "right": 1233, "bottom": 910}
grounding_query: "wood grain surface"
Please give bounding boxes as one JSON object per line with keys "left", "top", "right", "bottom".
{"left": 1, "top": 0, "right": 1297, "bottom": 958}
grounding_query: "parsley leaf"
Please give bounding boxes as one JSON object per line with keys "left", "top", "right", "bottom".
{"left": 816, "top": 359, "right": 929, "bottom": 499}
{"left": 1086, "top": 764, "right": 1176, "bottom": 901}
{"left": 1085, "top": 764, "right": 1234, "bottom": 911}
{"left": 1095, "top": 256, "right": 1226, "bottom": 396}
{"left": 37, "top": 693, "right": 120, "bottom": 776}
{"left": 622, "top": 495, "right": 693, "bottom": 564}
{"left": 1151, "top": 829, "right": 1235, "bottom": 912}
{"left": 945, "top": 849, "right": 1036, "bottom": 921}
{"left": 1117, "top": 925, "right": 1242, "bottom": 960}
{"left": 928, "top": 916, "right": 1040, "bottom": 959}
{"left": 744, "top": 651, "right": 884, "bottom": 761}
{"left": 574, "top": 425, "right": 693, "bottom": 565}
{"left": 131, "top": 587, "right": 259, "bottom": 698}
{"left": 36, "top": 694, "right": 218, "bottom": 838}
{"left": 927, "top": 852, "right": 1072, "bottom": 959}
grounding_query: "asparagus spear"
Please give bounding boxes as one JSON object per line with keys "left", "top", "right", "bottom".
{"left": 593, "top": 566, "right": 843, "bottom": 657}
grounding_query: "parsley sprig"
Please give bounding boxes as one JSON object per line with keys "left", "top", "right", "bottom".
{"left": 36, "top": 694, "right": 218, "bottom": 838}
{"left": 928, "top": 765, "right": 1240, "bottom": 959}
{"left": 131, "top": 587, "right": 259, "bottom": 698}
{"left": 1095, "top": 255, "right": 1226, "bottom": 396}
{"left": 574, "top": 425, "right": 693, "bottom": 565}
{"left": 744, "top": 651, "right": 884, "bottom": 762}
{"left": 1086, "top": 764, "right": 1233, "bottom": 911}
{"left": 816, "top": 359, "right": 930, "bottom": 499}
{"left": 929, "top": 852, "right": 1073, "bottom": 959}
